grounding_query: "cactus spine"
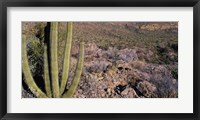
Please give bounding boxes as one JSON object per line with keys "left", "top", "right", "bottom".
{"left": 22, "top": 22, "right": 84, "bottom": 98}
{"left": 60, "top": 22, "right": 73, "bottom": 95}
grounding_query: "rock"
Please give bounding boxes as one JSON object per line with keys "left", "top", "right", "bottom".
{"left": 117, "top": 48, "right": 138, "bottom": 62}
{"left": 121, "top": 88, "right": 139, "bottom": 98}
{"left": 142, "top": 64, "right": 178, "bottom": 98}
{"left": 136, "top": 81, "right": 156, "bottom": 97}
{"left": 172, "top": 79, "right": 177, "bottom": 84}
{"left": 116, "top": 60, "right": 132, "bottom": 72}
{"left": 84, "top": 59, "right": 112, "bottom": 73}
{"left": 114, "top": 85, "right": 127, "bottom": 94}
{"left": 71, "top": 43, "right": 177, "bottom": 98}
{"left": 131, "top": 60, "right": 146, "bottom": 70}
{"left": 22, "top": 87, "right": 35, "bottom": 98}
{"left": 107, "top": 88, "right": 112, "bottom": 95}
{"left": 136, "top": 48, "right": 154, "bottom": 62}
{"left": 100, "top": 47, "right": 118, "bottom": 60}
{"left": 85, "top": 43, "right": 98, "bottom": 55}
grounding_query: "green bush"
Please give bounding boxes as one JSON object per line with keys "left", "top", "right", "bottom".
{"left": 171, "top": 68, "right": 178, "bottom": 80}
{"left": 27, "top": 36, "right": 44, "bottom": 76}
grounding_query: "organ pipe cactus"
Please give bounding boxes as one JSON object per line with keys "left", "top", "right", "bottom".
{"left": 50, "top": 22, "right": 60, "bottom": 98}
{"left": 44, "top": 43, "right": 52, "bottom": 98}
{"left": 22, "top": 35, "right": 48, "bottom": 98}
{"left": 60, "top": 22, "right": 73, "bottom": 95}
{"left": 62, "top": 41, "right": 84, "bottom": 98}
{"left": 22, "top": 22, "right": 84, "bottom": 98}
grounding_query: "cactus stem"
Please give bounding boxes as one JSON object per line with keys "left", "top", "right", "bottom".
{"left": 62, "top": 41, "right": 84, "bottom": 98}
{"left": 60, "top": 22, "right": 73, "bottom": 95}
{"left": 50, "top": 22, "right": 60, "bottom": 98}
{"left": 22, "top": 34, "right": 47, "bottom": 98}
{"left": 44, "top": 43, "right": 52, "bottom": 97}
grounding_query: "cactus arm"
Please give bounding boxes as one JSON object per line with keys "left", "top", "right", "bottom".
{"left": 60, "top": 22, "right": 73, "bottom": 95}
{"left": 44, "top": 43, "right": 52, "bottom": 97}
{"left": 22, "top": 35, "right": 47, "bottom": 98}
{"left": 50, "top": 22, "right": 60, "bottom": 98}
{"left": 62, "top": 41, "right": 84, "bottom": 98}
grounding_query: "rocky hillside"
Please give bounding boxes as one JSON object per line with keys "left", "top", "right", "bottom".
{"left": 67, "top": 43, "right": 177, "bottom": 98}
{"left": 22, "top": 22, "right": 178, "bottom": 98}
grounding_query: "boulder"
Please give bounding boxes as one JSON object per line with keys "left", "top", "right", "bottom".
{"left": 117, "top": 48, "right": 138, "bottom": 62}
{"left": 84, "top": 59, "right": 112, "bottom": 73}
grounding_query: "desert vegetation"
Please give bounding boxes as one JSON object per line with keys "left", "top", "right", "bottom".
{"left": 22, "top": 22, "right": 84, "bottom": 98}
{"left": 22, "top": 22, "right": 178, "bottom": 98}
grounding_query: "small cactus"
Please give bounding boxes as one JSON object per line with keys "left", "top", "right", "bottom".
{"left": 22, "top": 22, "right": 84, "bottom": 98}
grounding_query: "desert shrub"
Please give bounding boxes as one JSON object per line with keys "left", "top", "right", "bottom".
{"left": 156, "top": 43, "right": 178, "bottom": 64}
{"left": 171, "top": 43, "right": 178, "bottom": 52}
{"left": 171, "top": 68, "right": 178, "bottom": 80}
{"left": 27, "top": 36, "right": 44, "bottom": 76}
{"left": 98, "top": 41, "right": 110, "bottom": 50}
